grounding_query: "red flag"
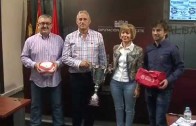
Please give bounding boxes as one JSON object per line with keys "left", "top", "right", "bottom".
{"left": 35, "top": 0, "right": 42, "bottom": 33}
{"left": 51, "top": 0, "right": 59, "bottom": 35}
{"left": 25, "top": 0, "right": 33, "bottom": 40}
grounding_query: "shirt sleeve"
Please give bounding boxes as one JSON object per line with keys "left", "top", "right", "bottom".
{"left": 21, "top": 39, "right": 36, "bottom": 69}
{"left": 62, "top": 35, "right": 81, "bottom": 68}
{"left": 55, "top": 36, "right": 64, "bottom": 67}
{"left": 167, "top": 46, "right": 185, "bottom": 83}
{"left": 136, "top": 47, "right": 144, "bottom": 70}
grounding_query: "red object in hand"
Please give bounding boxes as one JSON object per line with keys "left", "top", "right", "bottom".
{"left": 135, "top": 68, "right": 166, "bottom": 88}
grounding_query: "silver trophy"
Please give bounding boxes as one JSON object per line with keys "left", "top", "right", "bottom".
{"left": 89, "top": 65, "right": 107, "bottom": 106}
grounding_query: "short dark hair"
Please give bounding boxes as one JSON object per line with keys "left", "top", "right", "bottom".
{"left": 38, "top": 14, "right": 52, "bottom": 21}
{"left": 152, "top": 19, "right": 169, "bottom": 37}
{"left": 152, "top": 20, "right": 169, "bottom": 32}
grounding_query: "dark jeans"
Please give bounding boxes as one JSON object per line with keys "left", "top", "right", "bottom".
{"left": 145, "top": 88, "right": 173, "bottom": 126}
{"left": 70, "top": 72, "right": 95, "bottom": 126}
{"left": 30, "top": 82, "right": 64, "bottom": 126}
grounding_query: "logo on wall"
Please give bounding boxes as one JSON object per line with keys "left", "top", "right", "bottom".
{"left": 97, "top": 20, "right": 144, "bottom": 33}
{"left": 114, "top": 20, "right": 128, "bottom": 28}
{"left": 169, "top": 25, "right": 196, "bottom": 34}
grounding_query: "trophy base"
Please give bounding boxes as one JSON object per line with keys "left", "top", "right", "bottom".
{"left": 89, "top": 94, "right": 99, "bottom": 107}
{"left": 89, "top": 100, "right": 99, "bottom": 107}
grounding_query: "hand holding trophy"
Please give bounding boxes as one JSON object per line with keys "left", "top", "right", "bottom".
{"left": 89, "top": 54, "right": 113, "bottom": 106}
{"left": 89, "top": 65, "right": 107, "bottom": 106}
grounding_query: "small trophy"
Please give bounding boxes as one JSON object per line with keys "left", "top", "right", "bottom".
{"left": 89, "top": 65, "right": 107, "bottom": 106}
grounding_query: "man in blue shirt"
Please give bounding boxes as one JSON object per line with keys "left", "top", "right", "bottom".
{"left": 144, "top": 20, "right": 184, "bottom": 126}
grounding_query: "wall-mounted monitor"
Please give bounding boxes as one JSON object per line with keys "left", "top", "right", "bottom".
{"left": 169, "top": 0, "right": 196, "bottom": 21}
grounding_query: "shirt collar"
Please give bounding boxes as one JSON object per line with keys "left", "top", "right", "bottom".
{"left": 153, "top": 39, "right": 169, "bottom": 48}
{"left": 118, "top": 42, "right": 135, "bottom": 51}
{"left": 38, "top": 33, "right": 51, "bottom": 39}
{"left": 77, "top": 29, "right": 90, "bottom": 37}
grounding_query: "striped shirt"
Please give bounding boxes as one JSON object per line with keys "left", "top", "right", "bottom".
{"left": 62, "top": 29, "right": 107, "bottom": 73}
{"left": 21, "top": 33, "right": 64, "bottom": 87}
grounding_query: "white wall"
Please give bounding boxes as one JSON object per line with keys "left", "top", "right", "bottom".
{"left": 1, "top": 0, "right": 26, "bottom": 95}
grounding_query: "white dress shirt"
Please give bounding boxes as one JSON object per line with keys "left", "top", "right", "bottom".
{"left": 113, "top": 42, "right": 134, "bottom": 82}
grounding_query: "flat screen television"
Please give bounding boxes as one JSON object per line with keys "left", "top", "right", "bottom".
{"left": 169, "top": 0, "right": 196, "bottom": 21}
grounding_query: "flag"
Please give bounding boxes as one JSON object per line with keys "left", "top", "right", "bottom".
{"left": 25, "top": 0, "right": 33, "bottom": 39}
{"left": 51, "top": 0, "right": 59, "bottom": 35}
{"left": 35, "top": 0, "right": 42, "bottom": 33}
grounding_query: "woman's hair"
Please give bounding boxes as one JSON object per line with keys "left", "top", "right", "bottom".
{"left": 119, "top": 23, "right": 136, "bottom": 40}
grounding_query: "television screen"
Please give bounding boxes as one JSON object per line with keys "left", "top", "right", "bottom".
{"left": 169, "top": 0, "right": 196, "bottom": 21}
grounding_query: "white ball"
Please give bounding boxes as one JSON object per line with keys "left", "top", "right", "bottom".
{"left": 38, "top": 62, "right": 55, "bottom": 76}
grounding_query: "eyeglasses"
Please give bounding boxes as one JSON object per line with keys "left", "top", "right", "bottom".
{"left": 38, "top": 22, "right": 51, "bottom": 26}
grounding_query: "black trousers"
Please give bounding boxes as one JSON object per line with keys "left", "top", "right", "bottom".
{"left": 70, "top": 72, "right": 95, "bottom": 126}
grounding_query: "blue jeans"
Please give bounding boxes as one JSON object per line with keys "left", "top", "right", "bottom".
{"left": 110, "top": 79, "right": 137, "bottom": 126}
{"left": 145, "top": 88, "right": 172, "bottom": 126}
{"left": 30, "top": 82, "right": 64, "bottom": 126}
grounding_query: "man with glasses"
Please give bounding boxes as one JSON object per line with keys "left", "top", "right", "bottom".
{"left": 21, "top": 14, "right": 64, "bottom": 126}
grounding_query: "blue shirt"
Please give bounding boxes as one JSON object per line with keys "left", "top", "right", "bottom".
{"left": 21, "top": 33, "right": 64, "bottom": 87}
{"left": 144, "top": 39, "right": 184, "bottom": 88}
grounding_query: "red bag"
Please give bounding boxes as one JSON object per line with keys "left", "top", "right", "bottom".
{"left": 135, "top": 68, "right": 166, "bottom": 88}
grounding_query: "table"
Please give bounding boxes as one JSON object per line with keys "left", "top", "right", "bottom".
{"left": 166, "top": 113, "right": 196, "bottom": 126}
{"left": 0, "top": 97, "right": 31, "bottom": 126}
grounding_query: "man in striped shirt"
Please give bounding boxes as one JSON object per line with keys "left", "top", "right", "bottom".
{"left": 62, "top": 10, "right": 107, "bottom": 126}
{"left": 21, "top": 15, "right": 64, "bottom": 126}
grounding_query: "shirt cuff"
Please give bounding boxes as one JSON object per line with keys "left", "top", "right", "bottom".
{"left": 55, "top": 61, "right": 60, "bottom": 67}
{"left": 167, "top": 76, "right": 173, "bottom": 84}
{"left": 31, "top": 62, "right": 36, "bottom": 69}
{"left": 75, "top": 60, "right": 82, "bottom": 69}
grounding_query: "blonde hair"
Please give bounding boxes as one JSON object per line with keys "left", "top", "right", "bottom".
{"left": 119, "top": 23, "right": 136, "bottom": 40}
